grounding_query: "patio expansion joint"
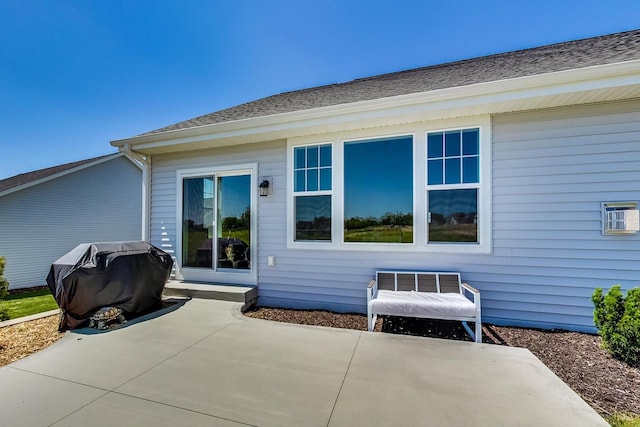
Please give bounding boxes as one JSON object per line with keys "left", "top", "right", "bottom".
{"left": 114, "top": 319, "right": 240, "bottom": 392}
{"left": 8, "top": 318, "right": 238, "bottom": 394}
{"left": 7, "top": 365, "right": 113, "bottom": 393}
{"left": 10, "top": 316, "right": 252, "bottom": 427}
{"left": 99, "top": 391, "right": 260, "bottom": 427}
{"left": 326, "top": 331, "right": 363, "bottom": 427}
{"left": 4, "top": 366, "right": 112, "bottom": 427}
{"left": 100, "top": 319, "right": 257, "bottom": 426}
{"left": 47, "top": 390, "right": 112, "bottom": 427}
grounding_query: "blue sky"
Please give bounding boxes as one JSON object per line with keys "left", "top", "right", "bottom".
{"left": 344, "top": 136, "right": 413, "bottom": 219}
{"left": 1, "top": 0, "right": 639, "bottom": 180}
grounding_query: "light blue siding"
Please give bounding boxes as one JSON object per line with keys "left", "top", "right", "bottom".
{"left": 150, "top": 99, "right": 640, "bottom": 332}
{"left": 148, "top": 141, "right": 286, "bottom": 273}
{"left": 485, "top": 100, "right": 640, "bottom": 331}
{"left": 0, "top": 156, "right": 142, "bottom": 289}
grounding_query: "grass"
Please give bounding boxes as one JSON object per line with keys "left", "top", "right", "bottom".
{"left": 344, "top": 226, "right": 413, "bottom": 243}
{"left": 428, "top": 223, "right": 478, "bottom": 242}
{"left": 224, "top": 229, "right": 249, "bottom": 245}
{"left": 609, "top": 414, "right": 640, "bottom": 427}
{"left": 0, "top": 288, "right": 58, "bottom": 320}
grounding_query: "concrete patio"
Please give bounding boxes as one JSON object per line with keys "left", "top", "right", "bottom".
{"left": 0, "top": 299, "right": 607, "bottom": 426}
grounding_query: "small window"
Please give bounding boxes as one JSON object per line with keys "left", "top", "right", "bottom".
{"left": 427, "top": 128, "right": 480, "bottom": 244}
{"left": 428, "top": 189, "right": 478, "bottom": 242}
{"left": 428, "top": 129, "right": 479, "bottom": 185}
{"left": 295, "top": 195, "right": 332, "bottom": 240}
{"left": 294, "top": 144, "right": 332, "bottom": 191}
{"left": 293, "top": 144, "right": 332, "bottom": 241}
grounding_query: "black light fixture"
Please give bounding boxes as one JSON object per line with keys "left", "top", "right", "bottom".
{"left": 259, "top": 179, "right": 270, "bottom": 197}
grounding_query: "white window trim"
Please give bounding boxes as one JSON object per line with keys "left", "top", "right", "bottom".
{"left": 424, "top": 124, "right": 490, "bottom": 253}
{"left": 287, "top": 142, "right": 335, "bottom": 246}
{"left": 176, "top": 163, "right": 258, "bottom": 285}
{"left": 286, "top": 116, "right": 492, "bottom": 254}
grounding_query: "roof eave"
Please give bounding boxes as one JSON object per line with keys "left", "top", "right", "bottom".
{"left": 0, "top": 153, "right": 126, "bottom": 198}
{"left": 111, "top": 59, "right": 640, "bottom": 154}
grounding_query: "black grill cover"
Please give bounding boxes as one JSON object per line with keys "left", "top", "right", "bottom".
{"left": 46, "top": 241, "right": 173, "bottom": 330}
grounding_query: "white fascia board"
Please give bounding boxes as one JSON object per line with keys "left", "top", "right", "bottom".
{"left": 120, "top": 152, "right": 145, "bottom": 170}
{"left": 0, "top": 153, "right": 125, "bottom": 198}
{"left": 111, "top": 59, "right": 640, "bottom": 152}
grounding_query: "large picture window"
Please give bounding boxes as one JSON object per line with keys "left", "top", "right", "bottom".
{"left": 293, "top": 144, "right": 332, "bottom": 241}
{"left": 344, "top": 136, "right": 413, "bottom": 243}
{"left": 427, "top": 128, "right": 480, "bottom": 243}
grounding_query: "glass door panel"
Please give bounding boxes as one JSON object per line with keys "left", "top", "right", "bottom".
{"left": 182, "top": 177, "right": 215, "bottom": 267}
{"left": 217, "top": 174, "right": 251, "bottom": 270}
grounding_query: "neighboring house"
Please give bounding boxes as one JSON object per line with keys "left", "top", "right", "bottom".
{"left": 0, "top": 153, "right": 142, "bottom": 289}
{"left": 111, "top": 29, "right": 640, "bottom": 332}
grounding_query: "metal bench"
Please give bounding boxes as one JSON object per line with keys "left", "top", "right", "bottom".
{"left": 367, "top": 271, "right": 482, "bottom": 343}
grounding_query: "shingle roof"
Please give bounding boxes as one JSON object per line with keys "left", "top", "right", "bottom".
{"left": 0, "top": 154, "right": 118, "bottom": 194}
{"left": 145, "top": 29, "right": 640, "bottom": 135}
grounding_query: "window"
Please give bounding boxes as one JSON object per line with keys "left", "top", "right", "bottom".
{"left": 344, "top": 136, "right": 413, "bottom": 243}
{"left": 293, "top": 144, "right": 332, "bottom": 241}
{"left": 288, "top": 118, "right": 490, "bottom": 252}
{"left": 427, "top": 128, "right": 480, "bottom": 243}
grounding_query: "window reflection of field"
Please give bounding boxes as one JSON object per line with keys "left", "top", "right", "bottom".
{"left": 344, "top": 226, "right": 414, "bottom": 243}
{"left": 295, "top": 215, "right": 331, "bottom": 241}
{"left": 224, "top": 228, "right": 249, "bottom": 244}
{"left": 429, "top": 224, "right": 477, "bottom": 242}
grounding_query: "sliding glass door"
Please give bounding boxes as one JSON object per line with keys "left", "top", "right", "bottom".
{"left": 182, "top": 176, "right": 215, "bottom": 268}
{"left": 216, "top": 174, "right": 251, "bottom": 270}
{"left": 181, "top": 169, "right": 253, "bottom": 280}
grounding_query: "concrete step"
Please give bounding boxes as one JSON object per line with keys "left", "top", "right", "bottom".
{"left": 163, "top": 280, "right": 257, "bottom": 306}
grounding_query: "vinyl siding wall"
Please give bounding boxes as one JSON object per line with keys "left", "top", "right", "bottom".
{"left": 148, "top": 141, "right": 285, "bottom": 278}
{"left": 150, "top": 99, "right": 640, "bottom": 332}
{"left": 488, "top": 99, "right": 640, "bottom": 331}
{"left": 0, "top": 156, "right": 142, "bottom": 289}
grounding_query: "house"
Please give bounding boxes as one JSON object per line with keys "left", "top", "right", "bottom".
{"left": 0, "top": 153, "right": 142, "bottom": 289}
{"left": 111, "top": 29, "right": 640, "bottom": 332}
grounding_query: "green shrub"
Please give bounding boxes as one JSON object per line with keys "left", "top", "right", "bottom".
{"left": 0, "top": 256, "right": 9, "bottom": 321}
{"left": 592, "top": 285, "right": 640, "bottom": 366}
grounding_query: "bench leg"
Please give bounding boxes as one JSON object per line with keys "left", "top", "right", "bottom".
{"left": 462, "top": 321, "right": 482, "bottom": 343}
{"left": 368, "top": 312, "right": 377, "bottom": 332}
{"left": 475, "top": 319, "right": 482, "bottom": 343}
{"left": 462, "top": 321, "right": 474, "bottom": 342}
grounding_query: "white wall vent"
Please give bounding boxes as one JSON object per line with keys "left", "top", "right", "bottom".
{"left": 602, "top": 202, "right": 640, "bottom": 234}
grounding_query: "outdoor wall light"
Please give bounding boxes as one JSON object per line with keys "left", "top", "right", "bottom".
{"left": 259, "top": 179, "right": 270, "bottom": 197}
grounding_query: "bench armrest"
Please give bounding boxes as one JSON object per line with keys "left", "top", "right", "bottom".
{"left": 461, "top": 282, "right": 481, "bottom": 314}
{"left": 367, "top": 279, "right": 377, "bottom": 303}
{"left": 461, "top": 282, "right": 479, "bottom": 294}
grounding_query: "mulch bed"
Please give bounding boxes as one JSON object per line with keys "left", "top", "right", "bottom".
{"left": 0, "top": 315, "right": 64, "bottom": 366}
{"left": 7, "top": 285, "right": 49, "bottom": 295}
{"left": 244, "top": 306, "right": 640, "bottom": 418}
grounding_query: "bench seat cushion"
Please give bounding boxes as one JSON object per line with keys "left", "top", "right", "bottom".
{"left": 369, "top": 290, "right": 476, "bottom": 318}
